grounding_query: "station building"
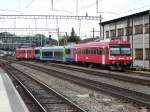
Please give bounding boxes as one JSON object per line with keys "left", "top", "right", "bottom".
{"left": 100, "top": 10, "right": 150, "bottom": 69}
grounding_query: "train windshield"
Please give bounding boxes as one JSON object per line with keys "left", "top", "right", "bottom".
{"left": 109, "top": 44, "right": 131, "bottom": 56}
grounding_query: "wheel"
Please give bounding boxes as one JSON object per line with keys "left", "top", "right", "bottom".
{"left": 109, "top": 66, "right": 116, "bottom": 71}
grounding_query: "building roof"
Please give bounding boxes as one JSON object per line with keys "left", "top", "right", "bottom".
{"left": 101, "top": 10, "right": 150, "bottom": 25}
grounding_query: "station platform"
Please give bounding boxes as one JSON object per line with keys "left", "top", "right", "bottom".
{"left": 0, "top": 68, "right": 29, "bottom": 112}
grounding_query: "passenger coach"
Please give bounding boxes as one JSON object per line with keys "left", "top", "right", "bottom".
{"left": 73, "top": 40, "right": 133, "bottom": 70}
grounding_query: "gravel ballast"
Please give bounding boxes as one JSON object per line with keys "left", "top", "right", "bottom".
{"left": 12, "top": 63, "right": 148, "bottom": 112}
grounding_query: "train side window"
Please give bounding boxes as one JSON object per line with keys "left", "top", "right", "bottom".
{"left": 96, "top": 48, "right": 98, "bottom": 55}
{"left": 42, "top": 51, "right": 52, "bottom": 56}
{"left": 97, "top": 48, "right": 102, "bottom": 55}
{"left": 66, "top": 49, "right": 71, "bottom": 54}
{"left": 54, "top": 51, "right": 62, "bottom": 57}
{"left": 89, "top": 49, "right": 90, "bottom": 54}
{"left": 27, "top": 50, "right": 31, "bottom": 53}
{"left": 94, "top": 48, "right": 96, "bottom": 54}
{"left": 86, "top": 49, "right": 88, "bottom": 54}
{"left": 20, "top": 50, "right": 25, "bottom": 53}
{"left": 92, "top": 49, "right": 94, "bottom": 54}
{"left": 90, "top": 49, "right": 92, "bottom": 54}
{"left": 35, "top": 50, "right": 40, "bottom": 54}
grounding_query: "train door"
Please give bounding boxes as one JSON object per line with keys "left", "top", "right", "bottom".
{"left": 25, "top": 50, "right": 27, "bottom": 59}
{"left": 75, "top": 48, "right": 78, "bottom": 62}
{"left": 102, "top": 47, "right": 107, "bottom": 65}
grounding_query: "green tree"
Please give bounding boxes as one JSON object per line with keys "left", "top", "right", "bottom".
{"left": 68, "top": 27, "right": 80, "bottom": 43}
{"left": 58, "top": 28, "right": 80, "bottom": 45}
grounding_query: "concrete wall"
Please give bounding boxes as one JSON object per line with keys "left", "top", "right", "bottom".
{"left": 102, "top": 13, "right": 150, "bottom": 69}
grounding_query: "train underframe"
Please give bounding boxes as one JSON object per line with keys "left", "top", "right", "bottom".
{"left": 109, "top": 61, "right": 132, "bottom": 71}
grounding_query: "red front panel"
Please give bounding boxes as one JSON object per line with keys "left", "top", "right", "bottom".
{"left": 16, "top": 49, "right": 26, "bottom": 59}
{"left": 16, "top": 48, "right": 35, "bottom": 59}
{"left": 26, "top": 49, "right": 35, "bottom": 59}
{"left": 108, "top": 56, "right": 133, "bottom": 65}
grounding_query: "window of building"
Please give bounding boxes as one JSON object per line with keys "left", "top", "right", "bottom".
{"left": 126, "top": 27, "right": 133, "bottom": 35}
{"left": 135, "top": 24, "right": 143, "bottom": 34}
{"left": 145, "top": 48, "right": 150, "bottom": 60}
{"left": 106, "top": 31, "right": 109, "bottom": 38}
{"left": 110, "top": 30, "right": 116, "bottom": 37}
{"left": 117, "top": 28, "right": 124, "bottom": 36}
{"left": 135, "top": 48, "right": 143, "bottom": 60}
{"left": 145, "top": 23, "right": 149, "bottom": 33}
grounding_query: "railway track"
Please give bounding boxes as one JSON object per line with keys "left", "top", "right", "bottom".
{"left": 2, "top": 57, "right": 150, "bottom": 85}
{"left": 39, "top": 62, "right": 150, "bottom": 86}
{"left": 3, "top": 64, "right": 86, "bottom": 112}
{"left": 8, "top": 72, "right": 45, "bottom": 112}
{"left": 19, "top": 62, "right": 150, "bottom": 108}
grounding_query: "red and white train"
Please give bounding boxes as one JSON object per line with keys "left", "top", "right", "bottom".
{"left": 73, "top": 40, "right": 132, "bottom": 70}
{"left": 15, "top": 39, "right": 133, "bottom": 70}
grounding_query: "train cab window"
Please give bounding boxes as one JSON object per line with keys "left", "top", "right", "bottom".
{"left": 121, "top": 48, "right": 131, "bottom": 56}
{"left": 109, "top": 44, "right": 131, "bottom": 56}
{"left": 110, "top": 47, "right": 120, "bottom": 56}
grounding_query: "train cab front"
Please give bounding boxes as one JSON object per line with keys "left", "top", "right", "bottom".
{"left": 108, "top": 43, "right": 133, "bottom": 71}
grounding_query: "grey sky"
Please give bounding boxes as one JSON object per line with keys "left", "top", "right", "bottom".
{"left": 0, "top": 0, "right": 149, "bottom": 39}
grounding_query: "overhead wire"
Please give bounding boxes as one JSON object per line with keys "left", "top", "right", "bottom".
{"left": 80, "top": 0, "right": 103, "bottom": 10}
{"left": 25, "top": 0, "right": 35, "bottom": 9}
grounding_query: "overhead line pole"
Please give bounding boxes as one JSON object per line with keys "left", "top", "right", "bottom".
{"left": 76, "top": 0, "right": 79, "bottom": 16}
{"left": 96, "top": 0, "right": 102, "bottom": 39}
{"left": 51, "top": 0, "right": 53, "bottom": 10}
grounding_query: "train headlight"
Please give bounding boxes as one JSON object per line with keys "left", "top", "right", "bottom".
{"left": 109, "top": 57, "right": 113, "bottom": 60}
{"left": 130, "top": 57, "right": 133, "bottom": 60}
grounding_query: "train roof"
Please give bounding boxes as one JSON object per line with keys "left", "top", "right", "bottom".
{"left": 64, "top": 45, "right": 74, "bottom": 49}
{"left": 42, "top": 46, "right": 65, "bottom": 49}
{"left": 35, "top": 47, "right": 42, "bottom": 50}
{"left": 16, "top": 47, "right": 34, "bottom": 50}
{"left": 75, "top": 40, "right": 129, "bottom": 48}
